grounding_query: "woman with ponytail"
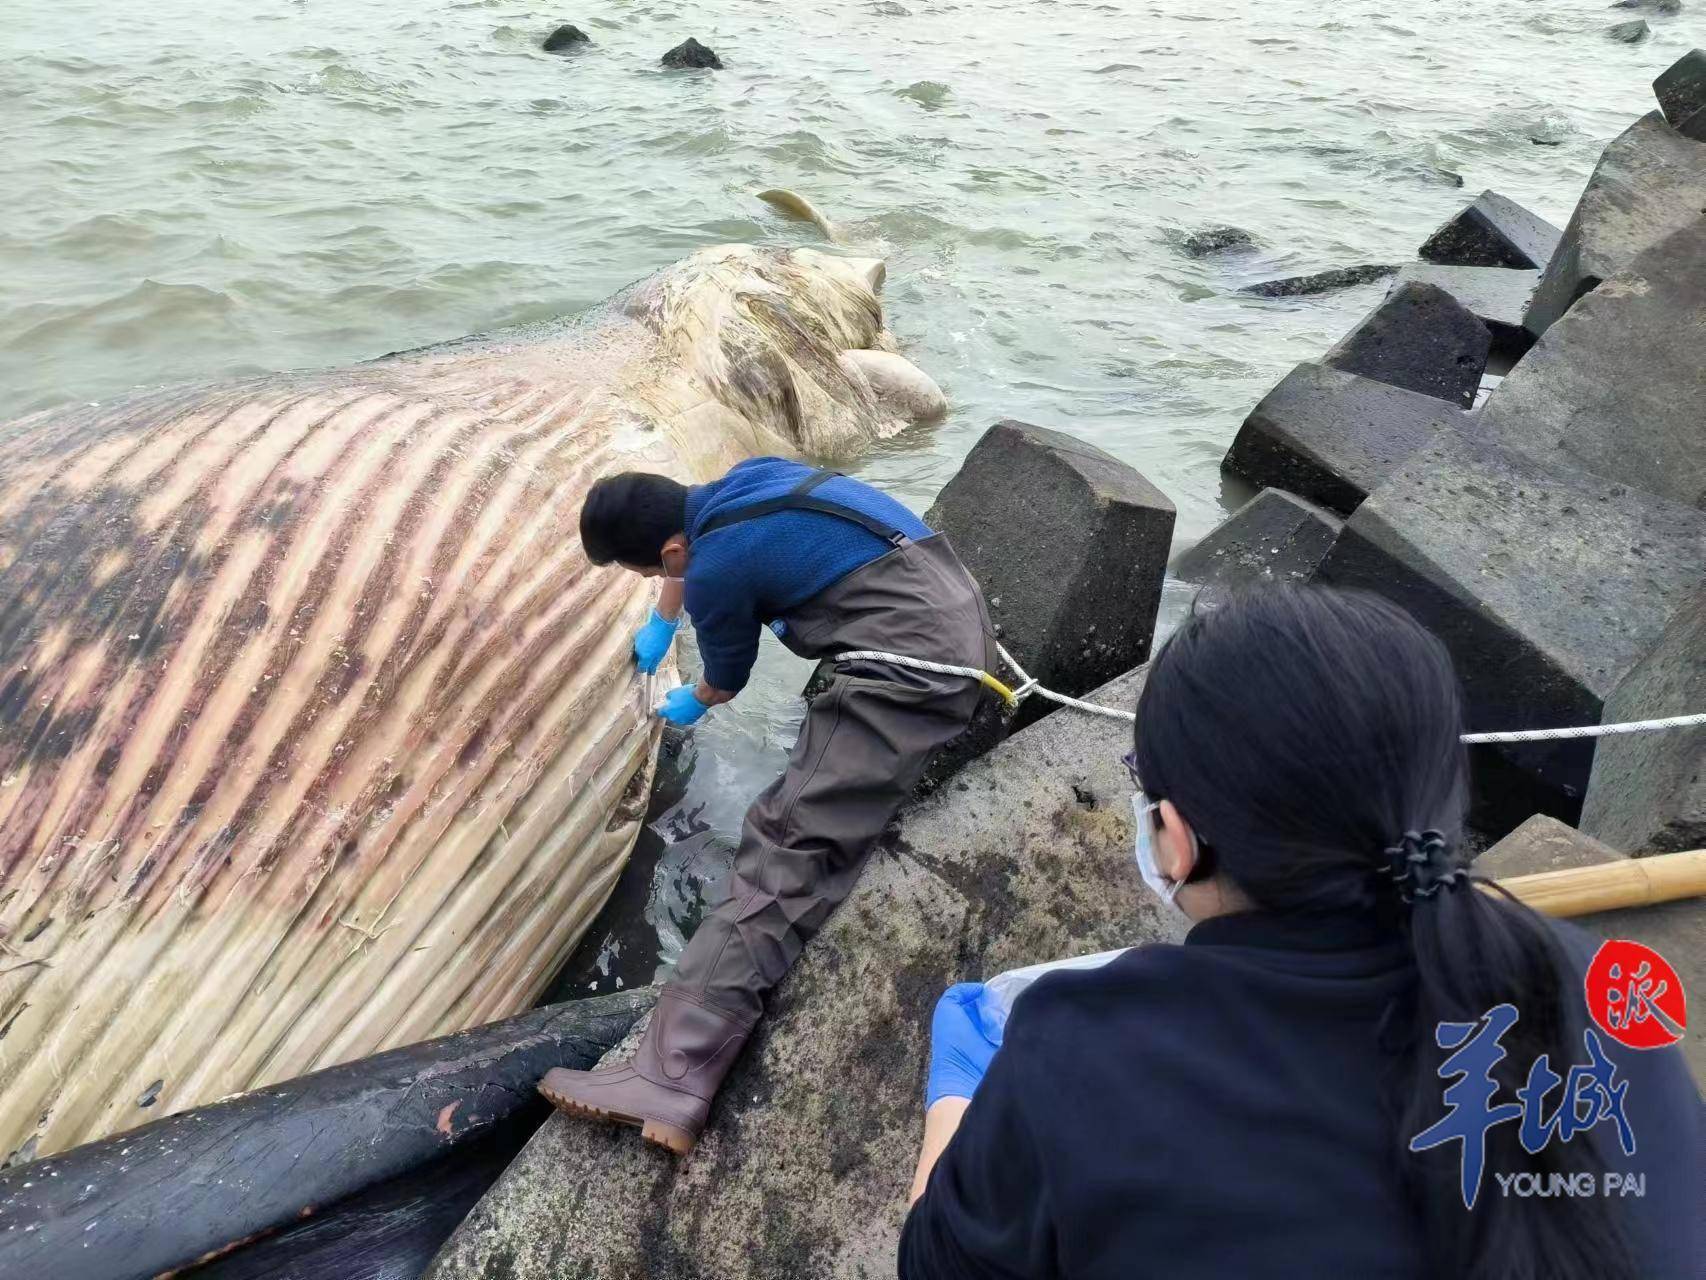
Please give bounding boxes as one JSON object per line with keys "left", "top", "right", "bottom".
{"left": 900, "top": 586, "right": 1700, "bottom": 1279}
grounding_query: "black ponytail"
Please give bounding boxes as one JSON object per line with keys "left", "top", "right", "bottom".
{"left": 1133, "top": 586, "right": 1634, "bottom": 1280}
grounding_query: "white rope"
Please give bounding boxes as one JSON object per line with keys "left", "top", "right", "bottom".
{"left": 833, "top": 647, "right": 1706, "bottom": 742}
{"left": 1461, "top": 713, "right": 1706, "bottom": 744}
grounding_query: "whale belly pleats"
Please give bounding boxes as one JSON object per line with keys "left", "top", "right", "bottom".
{"left": 0, "top": 371, "right": 659, "bottom": 1160}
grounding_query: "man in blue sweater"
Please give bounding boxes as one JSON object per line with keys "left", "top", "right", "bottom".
{"left": 541, "top": 457, "right": 994, "bottom": 1154}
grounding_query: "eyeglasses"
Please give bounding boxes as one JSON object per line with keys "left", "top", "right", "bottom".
{"left": 1120, "top": 750, "right": 1142, "bottom": 791}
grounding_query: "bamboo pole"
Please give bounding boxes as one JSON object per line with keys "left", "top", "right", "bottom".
{"left": 1490, "top": 849, "right": 1706, "bottom": 918}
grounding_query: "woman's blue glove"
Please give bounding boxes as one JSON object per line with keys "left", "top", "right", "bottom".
{"left": 925, "top": 982, "right": 1002, "bottom": 1107}
{"left": 633, "top": 608, "right": 682, "bottom": 675}
{"left": 657, "top": 685, "right": 710, "bottom": 726}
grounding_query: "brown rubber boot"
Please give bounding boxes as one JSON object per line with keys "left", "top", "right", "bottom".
{"left": 538, "top": 986, "right": 756, "bottom": 1155}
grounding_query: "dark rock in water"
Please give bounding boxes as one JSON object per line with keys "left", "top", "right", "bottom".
{"left": 1321, "top": 280, "right": 1489, "bottom": 408}
{"left": 1612, "top": 0, "right": 1681, "bottom": 11}
{"left": 1481, "top": 217, "right": 1706, "bottom": 510}
{"left": 1478, "top": 815, "right": 1706, "bottom": 1086}
{"left": 1418, "top": 189, "right": 1562, "bottom": 270}
{"left": 1529, "top": 136, "right": 1566, "bottom": 147}
{"left": 1316, "top": 431, "right": 1706, "bottom": 820}
{"left": 542, "top": 23, "right": 589, "bottom": 51}
{"left": 1608, "top": 17, "right": 1651, "bottom": 40}
{"left": 661, "top": 37, "right": 722, "bottom": 69}
{"left": 1653, "top": 49, "right": 1706, "bottom": 139}
{"left": 1220, "top": 362, "right": 1469, "bottom": 516}
{"left": 1581, "top": 590, "right": 1706, "bottom": 857}
{"left": 1524, "top": 112, "right": 1706, "bottom": 336}
{"left": 1180, "top": 226, "right": 1257, "bottom": 257}
{"left": 1238, "top": 263, "right": 1398, "bottom": 297}
{"left": 423, "top": 669, "right": 1177, "bottom": 1280}
{"left": 925, "top": 421, "right": 1174, "bottom": 726}
{"left": 1172, "top": 488, "right": 1342, "bottom": 591}
{"left": 1390, "top": 264, "right": 1541, "bottom": 358}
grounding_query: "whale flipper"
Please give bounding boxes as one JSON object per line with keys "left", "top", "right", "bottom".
{"left": 757, "top": 189, "right": 838, "bottom": 243}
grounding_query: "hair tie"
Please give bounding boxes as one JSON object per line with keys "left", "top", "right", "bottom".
{"left": 1384, "top": 829, "right": 1465, "bottom": 904}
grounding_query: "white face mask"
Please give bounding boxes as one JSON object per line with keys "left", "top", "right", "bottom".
{"left": 1131, "top": 790, "right": 1195, "bottom": 907}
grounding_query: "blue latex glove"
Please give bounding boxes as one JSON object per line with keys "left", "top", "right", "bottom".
{"left": 657, "top": 684, "right": 710, "bottom": 726}
{"left": 925, "top": 982, "right": 1002, "bottom": 1107}
{"left": 633, "top": 608, "right": 682, "bottom": 675}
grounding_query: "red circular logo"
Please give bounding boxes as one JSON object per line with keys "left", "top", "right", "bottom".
{"left": 1584, "top": 940, "right": 1687, "bottom": 1050}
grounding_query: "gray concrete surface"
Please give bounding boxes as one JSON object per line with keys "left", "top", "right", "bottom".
{"left": 1172, "top": 488, "right": 1342, "bottom": 591}
{"left": 1221, "top": 361, "right": 1470, "bottom": 516}
{"left": 1478, "top": 215, "right": 1706, "bottom": 510}
{"left": 1581, "top": 590, "right": 1706, "bottom": 856}
{"left": 1418, "top": 189, "right": 1562, "bottom": 270}
{"left": 1321, "top": 280, "right": 1489, "bottom": 407}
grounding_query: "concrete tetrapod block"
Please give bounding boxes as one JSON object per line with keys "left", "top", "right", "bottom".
{"left": 1476, "top": 815, "right": 1705, "bottom": 1086}
{"left": 1221, "top": 362, "right": 1471, "bottom": 517}
{"left": 1172, "top": 488, "right": 1342, "bottom": 591}
{"left": 925, "top": 422, "right": 1175, "bottom": 724}
{"left": 423, "top": 669, "right": 1176, "bottom": 1280}
{"left": 1524, "top": 111, "right": 1706, "bottom": 336}
{"left": 1581, "top": 590, "right": 1706, "bottom": 856}
{"left": 1653, "top": 49, "right": 1706, "bottom": 140}
{"left": 1390, "top": 264, "right": 1541, "bottom": 358}
{"left": 1478, "top": 215, "right": 1706, "bottom": 510}
{"left": 1418, "top": 189, "right": 1563, "bottom": 270}
{"left": 1315, "top": 431, "right": 1706, "bottom": 825}
{"left": 1320, "top": 280, "right": 1490, "bottom": 408}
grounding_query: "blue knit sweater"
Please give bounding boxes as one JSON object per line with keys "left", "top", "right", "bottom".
{"left": 683, "top": 458, "right": 932, "bottom": 692}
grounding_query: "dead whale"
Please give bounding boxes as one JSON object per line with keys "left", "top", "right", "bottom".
{"left": 0, "top": 242, "right": 945, "bottom": 1161}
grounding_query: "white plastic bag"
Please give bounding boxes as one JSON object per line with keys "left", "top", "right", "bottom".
{"left": 974, "top": 948, "right": 1131, "bottom": 1044}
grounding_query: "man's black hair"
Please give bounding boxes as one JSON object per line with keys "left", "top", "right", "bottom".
{"left": 580, "top": 472, "right": 690, "bottom": 567}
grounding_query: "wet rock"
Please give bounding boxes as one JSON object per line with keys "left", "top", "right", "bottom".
{"left": 1418, "top": 189, "right": 1562, "bottom": 271}
{"left": 542, "top": 23, "right": 589, "bottom": 51}
{"left": 1525, "top": 112, "right": 1706, "bottom": 335}
{"left": 1607, "top": 17, "right": 1651, "bottom": 40}
{"left": 424, "top": 669, "right": 1176, "bottom": 1280}
{"left": 925, "top": 421, "right": 1175, "bottom": 726}
{"left": 1476, "top": 815, "right": 1705, "bottom": 1086}
{"left": 661, "top": 37, "right": 722, "bottom": 69}
{"left": 1171, "top": 488, "right": 1342, "bottom": 591}
{"left": 1479, "top": 216, "right": 1706, "bottom": 510}
{"left": 1613, "top": 0, "right": 1681, "bottom": 12}
{"left": 1321, "top": 280, "right": 1489, "bottom": 408}
{"left": 1653, "top": 49, "right": 1706, "bottom": 139}
{"left": 1238, "top": 263, "right": 1398, "bottom": 297}
{"left": 1180, "top": 226, "right": 1257, "bottom": 257}
{"left": 1581, "top": 590, "right": 1706, "bottom": 856}
{"left": 1316, "top": 431, "right": 1706, "bottom": 823}
{"left": 1220, "top": 362, "right": 1469, "bottom": 517}
{"left": 1389, "top": 264, "right": 1540, "bottom": 358}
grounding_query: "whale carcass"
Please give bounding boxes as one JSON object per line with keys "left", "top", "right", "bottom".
{"left": 0, "top": 244, "right": 946, "bottom": 1161}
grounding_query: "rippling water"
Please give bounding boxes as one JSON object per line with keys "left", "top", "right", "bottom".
{"left": 2, "top": 0, "right": 1679, "bottom": 986}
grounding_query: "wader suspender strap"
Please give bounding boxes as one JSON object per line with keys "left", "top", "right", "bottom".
{"left": 693, "top": 469, "right": 910, "bottom": 547}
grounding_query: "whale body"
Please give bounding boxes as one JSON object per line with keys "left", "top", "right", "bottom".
{"left": 0, "top": 244, "right": 945, "bottom": 1161}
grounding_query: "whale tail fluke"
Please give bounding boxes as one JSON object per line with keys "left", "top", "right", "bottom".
{"left": 757, "top": 189, "right": 838, "bottom": 243}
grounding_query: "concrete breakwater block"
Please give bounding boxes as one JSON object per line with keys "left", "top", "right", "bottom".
{"left": 1316, "top": 431, "right": 1706, "bottom": 818}
{"left": 1221, "top": 362, "right": 1470, "bottom": 517}
{"left": 423, "top": 669, "right": 1176, "bottom": 1280}
{"left": 1419, "top": 189, "right": 1562, "bottom": 271}
{"left": 1479, "top": 216, "right": 1706, "bottom": 511}
{"left": 1172, "top": 488, "right": 1342, "bottom": 591}
{"left": 1321, "top": 280, "right": 1489, "bottom": 408}
{"left": 1476, "top": 815, "right": 1705, "bottom": 1086}
{"left": 1523, "top": 111, "right": 1706, "bottom": 336}
{"left": 925, "top": 421, "right": 1175, "bottom": 723}
{"left": 1390, "top": 264, "right": 1541, "bottom": 358}
{"left": 1581, "top": 590, "right": 1706, "bottom": 856}
{"left": 1653, "top": 49, "right": 1706, "bottom": 139}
